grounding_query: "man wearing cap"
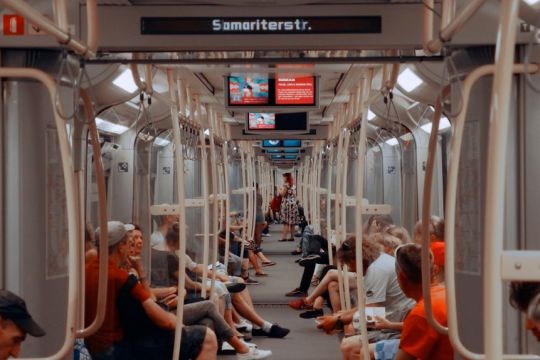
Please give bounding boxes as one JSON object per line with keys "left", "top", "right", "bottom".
{"left": 85, "top": 221, "right": 217, "bottom": 360}
{"left": 0, "top": 290, "right": 45, "bottom": 359}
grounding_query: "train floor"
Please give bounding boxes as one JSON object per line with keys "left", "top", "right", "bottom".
{"left": 218, "top": 225, "right": 340, "bottom": 360}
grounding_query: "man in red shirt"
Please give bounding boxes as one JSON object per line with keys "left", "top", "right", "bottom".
{"left": 85, "top": 221, "right": 217, "bottom": 360}
{"left": 509, "top": 281, "right": 540, "bottom": 342}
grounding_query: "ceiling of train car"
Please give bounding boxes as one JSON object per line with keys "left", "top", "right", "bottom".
{"left": 95, "top": 0, "right": 424, "bottom": 4}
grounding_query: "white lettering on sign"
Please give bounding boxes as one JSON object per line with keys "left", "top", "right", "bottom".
{"left": 212, "top": 18, "right": 312, "bottom": 33}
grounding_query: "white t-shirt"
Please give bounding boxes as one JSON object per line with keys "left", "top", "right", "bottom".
{"left": 364, "top": 253, "right": 416, "bottom": 322}
{"left": 150, "top": 231, "right": 165, "bottom": 248}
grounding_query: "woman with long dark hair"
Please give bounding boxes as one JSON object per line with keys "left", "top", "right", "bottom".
{"left": 278, "top": 173, "right": 300, "bottom": 242}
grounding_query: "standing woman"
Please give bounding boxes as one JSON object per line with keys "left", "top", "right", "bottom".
{"left": 279, "top": 172, "right": 300, "bottom": 242}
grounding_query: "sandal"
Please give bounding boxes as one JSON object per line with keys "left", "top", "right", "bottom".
{"left": 278, "top": 238, "right": 288, "bottom": 242}
{"left": 287, "top": 238, "right": 295, "bottom": 241}
{"left": 262, "top": 261, "right": 276, "bottom": 267}
{"left": 255, "top": 272, "right": 269, "bottom": 277}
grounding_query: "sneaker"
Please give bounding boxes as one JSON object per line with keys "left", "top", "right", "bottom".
{"left": 285, "top": 288, "right": 307, "bottom": 297}
{"left": 243, "top": 277, "right": 260, "bottom": 285}
{"left": 261, "top": 233, "right": 271, "bottom": 237}
{"left": 252, "top": 324, "right": 290, "bottom": 338}
{"left": 290, "top": 249, "right": 302, "bottom": 255}
{"left": 299, "top": 308, "right": 324, "bottom": 319}
{"left": 237, "top": 346, "right": 272, "bottom": 360}
{"left": 267, "top": 324, "right": 290, "bottom": 338}
{"left": 288, "top": 298, "right": 312, "bottom": 310}
{"left": 298, "top": 254, "right": 321, "bottom": 267}
{"left": 220, "top": 342, "right": 236, "bottom": 355}
{"left": 235, "top": 319, "right": 253, "bottom": 333}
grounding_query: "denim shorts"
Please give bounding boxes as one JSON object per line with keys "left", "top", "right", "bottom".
{"left": 374, "top": 339, "right": 400, "bottom": 360}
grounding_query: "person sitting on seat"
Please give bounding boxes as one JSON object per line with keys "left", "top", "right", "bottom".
{"left": 370, "top": 232, "right": 403, "bottom": 256}
{"left": 85, "top": 221, "right": 218, "bottom": 360}
{"left": 0, "top": 290, "right": 45, "bottom": 360}
{"left": 341, "top": 243, "right": 453, "bottom": 360}
{"left": 510, "top": 281, "right": 540, "bottom": 341}
{"left": 414, "top": 216, "right": 446, "bottom": 284}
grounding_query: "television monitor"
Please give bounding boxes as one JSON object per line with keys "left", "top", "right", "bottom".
{"left": 227, "top": 75, "right": 317, "bottom": 108}
{"left": 283, "top": 149, "right": 299, "bottom": 154}
{"left": 265, "top": 149, "right": 281, "bottom": 153}
{"left": 262, "top": 140, "right": 282, "bottom": 148}
{"left": 275, "top": 75, "right": 315, "bottom": 105}
{"left": 284, "top": 155, "right": 298, "bottom": 160}
{"left": 271, "top": 155, "right": 283, "bottom": 160}
{"left": 248, "top": 113, "right": 275, "bottom": 130}
{"left": 228, "top": 75, "right": 269, "bottom": 105}
{"left": 245, "top": 112, "right": 309, "bottom": 134}
{"left": 282, "top": 139, "right": 301, "bottom": 147}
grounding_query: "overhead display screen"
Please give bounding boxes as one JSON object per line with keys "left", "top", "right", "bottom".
{"left": 228, "top": 75, "right": 269, "bottom": 105}
{"left": 276, "top": 76, "right": 315, "bottom": 105}
{"left": 141, "top": 16, "right": 382, "bottom": 35}
{"left": 262, "top": 140, "right": 282, "bottom": 148}
{"left": 248, "top": 113, "right": 275, "bottom": 130}
{"left": 228, "top": 76, "right": 317, "bottom": 108}
{"left": 284, "top": 155, "right": 298, "bottom": 159}
{"left": 283, "top": 139, "right": 302, "bottom": 147}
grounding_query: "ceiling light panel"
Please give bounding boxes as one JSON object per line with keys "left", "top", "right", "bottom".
{"left": 398, "top": 68, "right": 423, "bottom": 92}
{"left": 95, "top": 117, "right": 129, "bottom": 135}
{"left": 113, "top": 69, "right": 139, "bottom": 93}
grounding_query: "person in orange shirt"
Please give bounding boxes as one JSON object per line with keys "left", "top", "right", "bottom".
{"left": 509, "top": 281, "right": 540, "bottom": 341}
{"left": 342, "top": 243, "right": 453, "bottom": 360}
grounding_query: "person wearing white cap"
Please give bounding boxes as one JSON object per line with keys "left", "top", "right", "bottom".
{"left": 85, "top": 221, "right": 218, "bottom": 360}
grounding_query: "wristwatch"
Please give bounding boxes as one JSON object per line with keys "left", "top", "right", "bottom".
{"left": 335, "top": 316, "right": 344, "bottom": 330}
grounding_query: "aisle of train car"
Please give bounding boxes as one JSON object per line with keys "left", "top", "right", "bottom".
{"left": 219, "top": 226, "right": 338, "bottom": 360}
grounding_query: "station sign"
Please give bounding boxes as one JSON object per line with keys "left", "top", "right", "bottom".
{"left": 141, "top": 16, "right": 381, "bottom": 35}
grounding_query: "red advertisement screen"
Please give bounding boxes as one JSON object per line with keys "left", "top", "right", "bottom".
{"left": 275, "top": 76, "right": 315, "bottom": 105}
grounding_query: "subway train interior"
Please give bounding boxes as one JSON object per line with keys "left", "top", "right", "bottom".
{"left": 3, "top": 0, "right": 540, "bottom": 359}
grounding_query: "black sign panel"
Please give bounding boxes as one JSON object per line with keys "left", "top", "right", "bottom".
{"left": 141, "top": 16, "right": 381, "bottom": 35}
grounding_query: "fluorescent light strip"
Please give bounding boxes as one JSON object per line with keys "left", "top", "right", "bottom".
{"left": 525, "top": 0, "right": 540, "bottom": 5}
{"left": 367, "top": 109, "right": 376, "bottom": 121}
{"left": 154, "top": 137, "right": 171, "bottom": 147}
{"left": 113, "top": 69, "right": 139, "bottom": 93}
{"left": 385, "top": 138, "right": 399, "bottom": 146}
{"left": 95, "top": 117, "right": 129, "bottom": 135}
{"left": 397, "top": 68, "right": 423, "bottom": 92}
{"left": 420, "top": 116, "right": 451, "bottom": 133}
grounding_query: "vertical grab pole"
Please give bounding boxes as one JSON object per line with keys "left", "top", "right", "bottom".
{"left": 208, "top": 124, "right": 219, "bottom": 297}
{"left": 334, "top": 129, "right": 346, "bottom": 310}
{"left": 420, "top": 88, "right": 450, "bottom": 335}
{"left": 484, "top": 3, "right": 519, "bottom": 359}
{"left": 341, "top": 130, "right": 352, "bottom": 310}
{"left": 326, "top": 145, "right": 334, "bottom": 265}
{"left": 239, "top": 151, "right": 247, "bottom": 260}
{"left": 199, "top": 129, "right": 210, "bottom": 299}
{"left": 76, "top": 90, "right": 108, "bottom": 338}
{"left": 167, "top": 70, "right": 188, "bottom": 360}
{"left": 223, "top": 142, "right": 232, "bottom": 272}
{"left": 355, "top": 71, "right": 374, "bottom": 360}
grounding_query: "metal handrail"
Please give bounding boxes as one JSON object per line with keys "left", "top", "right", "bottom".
{"left": 0, "top": 67, "right": 78, "bottom": 360}
{"left": 222, "top": 142, "right": 232, "bottom": 271}
{"left": 355, "top": 70, "right": 375, "bottom": 360}
{"left": 445, "top": 63, "right": 540, "bottom": 360}
{"left": 208, "top": 126, "right": 219, "bottom": 297}
{"left": 1, "top": 0, "right": 98, "bottom": 58}
{"left": 420, "top": 86, "right": 450, "bottom": 336}
{"left": 334, "top": 129, "right": 347, "bottom": 310}
{"left": 199, "top": 128, "right": 211, "bottom": 299}
{"left": 341, "top": 130, "right": 353, "bottom": 311}
{"left": 166, "top": 69, "right": 188, "bottom": 360}
{"left": 76, "top": 90, "right": 108, "bottom": 338}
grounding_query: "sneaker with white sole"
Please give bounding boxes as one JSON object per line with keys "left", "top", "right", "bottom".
{"left": 237, "top": 346, "right": 272, "bottom": 360}
{"left": 235, "top": 319, "right": 253, "bottom": 333}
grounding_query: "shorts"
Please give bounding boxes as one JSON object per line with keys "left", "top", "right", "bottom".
{"left": 180, "top": 325, "right": 207, "bottom": 360}
{"left": 255, "top": 214, "right": 264, "bottom": 224}
{"left": 374, "top": 339, "right": 400, "bottom": 360}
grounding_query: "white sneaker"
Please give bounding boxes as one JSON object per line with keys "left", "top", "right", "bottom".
{"left": 237, "top": 346, "right": 272, "bottom": 360}
{"left": 235, "top": 319, "right": 253, "bottom": 332}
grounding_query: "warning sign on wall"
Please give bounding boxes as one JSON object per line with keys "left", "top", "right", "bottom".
{"left": 3, "top": 15, "right": 25, "bottom": 36}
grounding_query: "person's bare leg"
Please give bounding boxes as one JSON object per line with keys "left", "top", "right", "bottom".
{"left": 227, "top": 335, "right": 250, "bottom": 353}
{"left": 256, "top": 251, "right": 272, "bottom": 264}
{"left": 281, "top": 223, "right": 289, "bottom": 240}
{"left": 305, "top": 269, "right": 340, "bottom": 304}
{"left": 195, "top": 328, "right": 218, "bottom": 360}
{"left": 313, "top": 296, "right": 325, "bottom": 310}
{"left": 248, "top": 250, "right": 262, "bottom": 274}
{"left": 341, "top": 335, "right": 375, "bottom": 360}
{"left": 232, "top": 308, "right": 241, "bottom": 324}
{"left": 238, "top": 288, "right": 255, "bottom": 308}
{"left": 224, "top": 308, "right": 243, "bottom": 337}
{"left": 232, "top": 293, "right": 265, "bottom": 327}
{"left": 328, "top": 280, "right": 342, "bottom": 313}
{"left": 254, "top": 223, "right": 264, "bottom": 247}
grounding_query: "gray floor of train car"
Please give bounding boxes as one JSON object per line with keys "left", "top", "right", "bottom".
{"left": 218, "top": 225, "right": 340, "bottom": 360}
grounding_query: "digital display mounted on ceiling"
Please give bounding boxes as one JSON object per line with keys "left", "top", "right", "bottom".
{"left": 248, "top": 113, "right": 276, "bottom": 130}
{"left": 282, "top": 139, "right": 302, "bottom": 148}
{"left": 262, "top": 140, "right": 282, "bottom": 148}
{"left": 275, "top": 75, "right": 315, "bottom": 105}
{"left": 227, "top": 76, "right": 317, "bottom": 108}
{"left": 228, "top": 75, "right": 269, "bottom": 105}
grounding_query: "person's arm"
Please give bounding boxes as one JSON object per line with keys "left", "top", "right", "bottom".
{"left": 150, "top": 286, "right": 177, "bottom": 300}
{"left": 141, "top": 298, "right": 177, "bottom": 330}
{"left": 279, "top": 186, "right": 287, "bottom": 196}
{"left": 316, "top": 308, "right": 356, "bottom": 333}
{"left": 394, "top": 350, "right": 416, "bottom": 360}
{"left": 373, "top": 316, "right": 403, "bottom": 331}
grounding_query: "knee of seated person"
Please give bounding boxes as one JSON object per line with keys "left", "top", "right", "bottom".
{"left": 203, "top": 328, "right": 218, "bottom": 350}
{"left": 341, "top": 336, "right": 359, "bottom": 354}
{"left": 328, "top": 280, "right": 339, "bottom": 290}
